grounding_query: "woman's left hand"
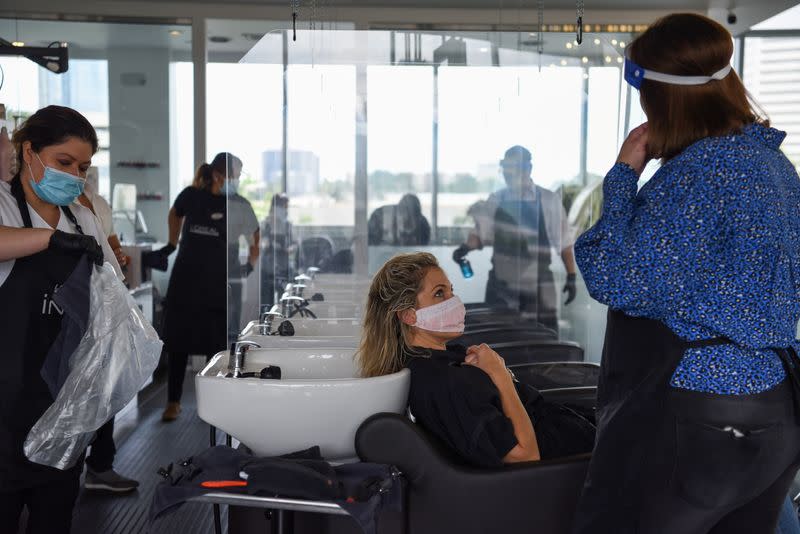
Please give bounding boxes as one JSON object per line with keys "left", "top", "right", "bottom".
{"left": 616, "top": 122, "right": 651, "bottom": 176}
{"left": 464, "top": 344, "right": 511, "bottom": 384}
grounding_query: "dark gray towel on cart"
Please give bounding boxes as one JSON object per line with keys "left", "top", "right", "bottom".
{"left": 150, "top": 445, "right": 404, "bottom": 534}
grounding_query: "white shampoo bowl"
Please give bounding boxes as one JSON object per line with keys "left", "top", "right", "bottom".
{"left": 238, "top": 319, "right": 360, "bottom": 348}
{"left": 196, "top": 347, "right": 409, "bottom": 460}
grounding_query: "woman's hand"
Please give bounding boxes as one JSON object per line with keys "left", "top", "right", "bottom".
{"left": 464, "top": 344, "right": 511, "bottom": 385}
{"left": 113, "top": 247, "right": 129, "bottom": 267}
{"left": 616, "top": 122, "right": 651, "bottom": 176}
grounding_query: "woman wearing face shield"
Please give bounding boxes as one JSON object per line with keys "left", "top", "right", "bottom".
{"left": 157, "top": 152, "right": 259, "bottom": 422}
{"left": 356, "top": 252, "right": 595, "bottom": 468}
{"left": 573, "top": 14, "right": 800, "bottom": 533}
{"left": 0, "top": 106, "right": 121, "bottom": 534}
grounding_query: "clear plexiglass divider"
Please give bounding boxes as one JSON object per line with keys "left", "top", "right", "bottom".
{"left": 224, "top": 28, "right": 638, "bottom": 364}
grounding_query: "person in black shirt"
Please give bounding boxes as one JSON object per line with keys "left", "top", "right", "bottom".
{"left": 355, "top": 252, "right": 594, "bottom": 468}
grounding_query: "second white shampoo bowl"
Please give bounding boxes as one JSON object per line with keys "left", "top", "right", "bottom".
{"left": 239, "top": 318, "right": 361, "bottom": 348}
{"left": 196, "top": 347, "right": 409, "bottom": 460}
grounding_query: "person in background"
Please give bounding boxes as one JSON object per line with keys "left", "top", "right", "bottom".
{"left": 156, "top": 152, "right": 257, "bottom": 422}
{"left": 260, "top": 193, "right": 294, "bottom": 310}
{"left": 356, "top": 252, "right": 595, "bottom": 468}
{"left": 75, "top": 170, "right": 138, "bottom": 494}
{"left": 573, "top": 14, "right": 800, "bottom": 533}
{"left": 452, "top": 146, "right": 577, "bottom": 332}
{"left": 0, "top": 105, "right": 121, "bottom": 534}
{"left": 368, "top": 193, "right": 431, "bottom": 246}
{"left": 223, "top": 162, "right": 259, "bottom": 341}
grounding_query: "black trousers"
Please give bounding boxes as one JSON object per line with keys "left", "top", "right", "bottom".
{"left": 0, "top": 475, "right": 80, "bottom": 534}
{"left": 167, "top": 352, "right": 213, "bottom": 403}
{"left": 85, "top": 418, "right": 116, "bottom": 473}
{"left": 573, "top": 310, "right": 800, "bottom": 533}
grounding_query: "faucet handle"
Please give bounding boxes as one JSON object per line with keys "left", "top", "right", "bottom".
{"left": 292, "top": 284, "right": 307, "bottom": 296}
{"left": 233, "top": 340, "right": 261, "bottom": 355}
{"left": 294, "top": 274, "right": 312, "bottom": 282}
{"left": 280, "top": 295, "right": 305, "bottom": 304}
{"left": 306, "top": 267, "right": 320, "bottom": 278}
{"left": 260, "top": 310, "right": 284, "bottom": 322}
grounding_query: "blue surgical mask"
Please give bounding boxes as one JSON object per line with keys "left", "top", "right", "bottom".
{"left": 221, "top": 179, "right": 239, "bottom": 196}
{"left": 28, "top": 153, "right": 86, "bottom": 206}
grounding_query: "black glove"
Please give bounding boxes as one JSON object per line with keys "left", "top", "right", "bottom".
{"left": 240, "top": 262, "right": 254, "bottom": 278}
{"left": 452, "top": 243, "right": 470, "bottom": 264}
{"left": 49, "top": 230, "right": 103, "bottom": 266}
{"left": 563, "top": 273, "right": 577, "bottom": 305}
{"left": 158, "top": 243, "right": 177, "bottom": 256}
{"left": 141, "top": 243, "right": 177, "bottom": 272}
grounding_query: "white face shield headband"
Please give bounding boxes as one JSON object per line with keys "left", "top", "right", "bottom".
{"left": 624, "top": 53, "right": 733, "bottom": 90}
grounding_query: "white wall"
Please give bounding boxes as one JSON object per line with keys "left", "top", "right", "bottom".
{"left": 108, "top": 47, "right": 172, "bottom": 242}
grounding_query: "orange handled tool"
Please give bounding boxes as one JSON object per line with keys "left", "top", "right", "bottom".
{"left": 201, "top": 480, "right": 248, "bottom": 488}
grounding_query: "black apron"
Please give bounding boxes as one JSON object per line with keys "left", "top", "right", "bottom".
{"left": 162, "top": 191, "right": 227, "bottom": 355}
{"left": 573, "top": 309, "right": 800, "bottom": 533}
{"left": 486, "top": 191, "right": 556, "bottom": 330}
{"left": 0, "top": 180, "right": 84, "bottom": 490}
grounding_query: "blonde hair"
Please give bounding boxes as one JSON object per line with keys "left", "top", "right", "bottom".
{"left": 356, "top": 252, "right": 440, "bottom": 378}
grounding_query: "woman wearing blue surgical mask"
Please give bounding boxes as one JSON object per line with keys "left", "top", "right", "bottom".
{"left": 573, "top": 13, "right": 800, "bottom": 533}
{"left": 356, "top": 252, "right": 595, "bottom": 467}
{"left": 0, "top": 105, "right": 121, "bottom": 534}
{"left": 156, "top": 152, "right": 259, "bottom": 422}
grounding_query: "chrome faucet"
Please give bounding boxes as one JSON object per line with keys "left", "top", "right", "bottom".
{"left": 292, "top": 284, "right": 307, "bottom": 298}
{"left": 280, "top": 295, "right": 305, "bottom": 318}
{"left": 294, "top": 274, "right": 312, "bottom": 284}
{"left": 228, "top": 340, "right": 261, "bottom": 378}
{"left": 306, "top": 267, "right": 320, "bottom": 279}
{"left": 258, "top": 309, "right": 284, "bottom": 335}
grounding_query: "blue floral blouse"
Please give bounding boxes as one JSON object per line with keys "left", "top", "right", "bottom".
{"left": 575, "top": 123, "right": 800, "bottom": 394}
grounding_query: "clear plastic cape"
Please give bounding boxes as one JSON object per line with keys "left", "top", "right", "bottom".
{"left": 24, "top": 263, "right": 163, "bottom": 470}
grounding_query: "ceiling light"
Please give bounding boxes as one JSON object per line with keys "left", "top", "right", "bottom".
{"left": 594, "top": 38, "right": 601, "bottom": 45}
{"left": 11, "top": 41, "right": 24, "bottom": 47}
{"left": 611, "top": 39, "right": 618, "bottom": 45}
{"left": 582, "top": 56, "right": 589, "bottom": 63}
{"left": 616, "top": 57, "right": 623, "bottom": 63}
{"left": 605, "top": 55, "right": 612, "bottom": 63}
{"left": 560, "top": 59, "right": 567, "bottom": 66}
{"left": 620, "top": 41, "right": 626, "bottom": 48}
{"left": 566, "top": 42, "right": 573, "bottom": 49}
{"left": 169, "top": 30, "right": 183, "bottom": 37}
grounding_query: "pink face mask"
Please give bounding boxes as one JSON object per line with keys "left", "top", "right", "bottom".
{"left": 413, "top": 295, "right": 466, "bottom": 333}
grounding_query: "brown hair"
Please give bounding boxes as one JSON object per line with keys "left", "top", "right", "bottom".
{"left": 193, "top": 151, "right": 242, "bottom": 191}
{"left": 630, "top": 13, "right": 768, "bottom": 161}
{"left": 11, "top": 105, "right": 98, "bottom": 179}
{"left": 355, "top": 252, "right": 440, "bottom": 378}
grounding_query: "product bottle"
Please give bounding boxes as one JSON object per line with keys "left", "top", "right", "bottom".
{"left": 459, "top": 258, "right": 474, "bottom": 279}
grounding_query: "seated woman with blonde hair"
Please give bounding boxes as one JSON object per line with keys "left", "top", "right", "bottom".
{"left": 356, "top": 252, "right": 595, "bottom": 467}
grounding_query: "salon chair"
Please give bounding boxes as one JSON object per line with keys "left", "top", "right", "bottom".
{"left": 509, "top": 362, "right": 600, "bottom": 391}
{"left": 356, "top": 411, "right": 591, "bottom": 534}
{"left": 459, "top": 326, "right": 558, "bottom": 345}
{"left": 490, "top": 339, "right": 584, "bottom": 365}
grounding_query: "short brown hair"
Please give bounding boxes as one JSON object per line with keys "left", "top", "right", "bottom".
{"left": 630, "top": 13, "right": 768, "bottom": 161}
